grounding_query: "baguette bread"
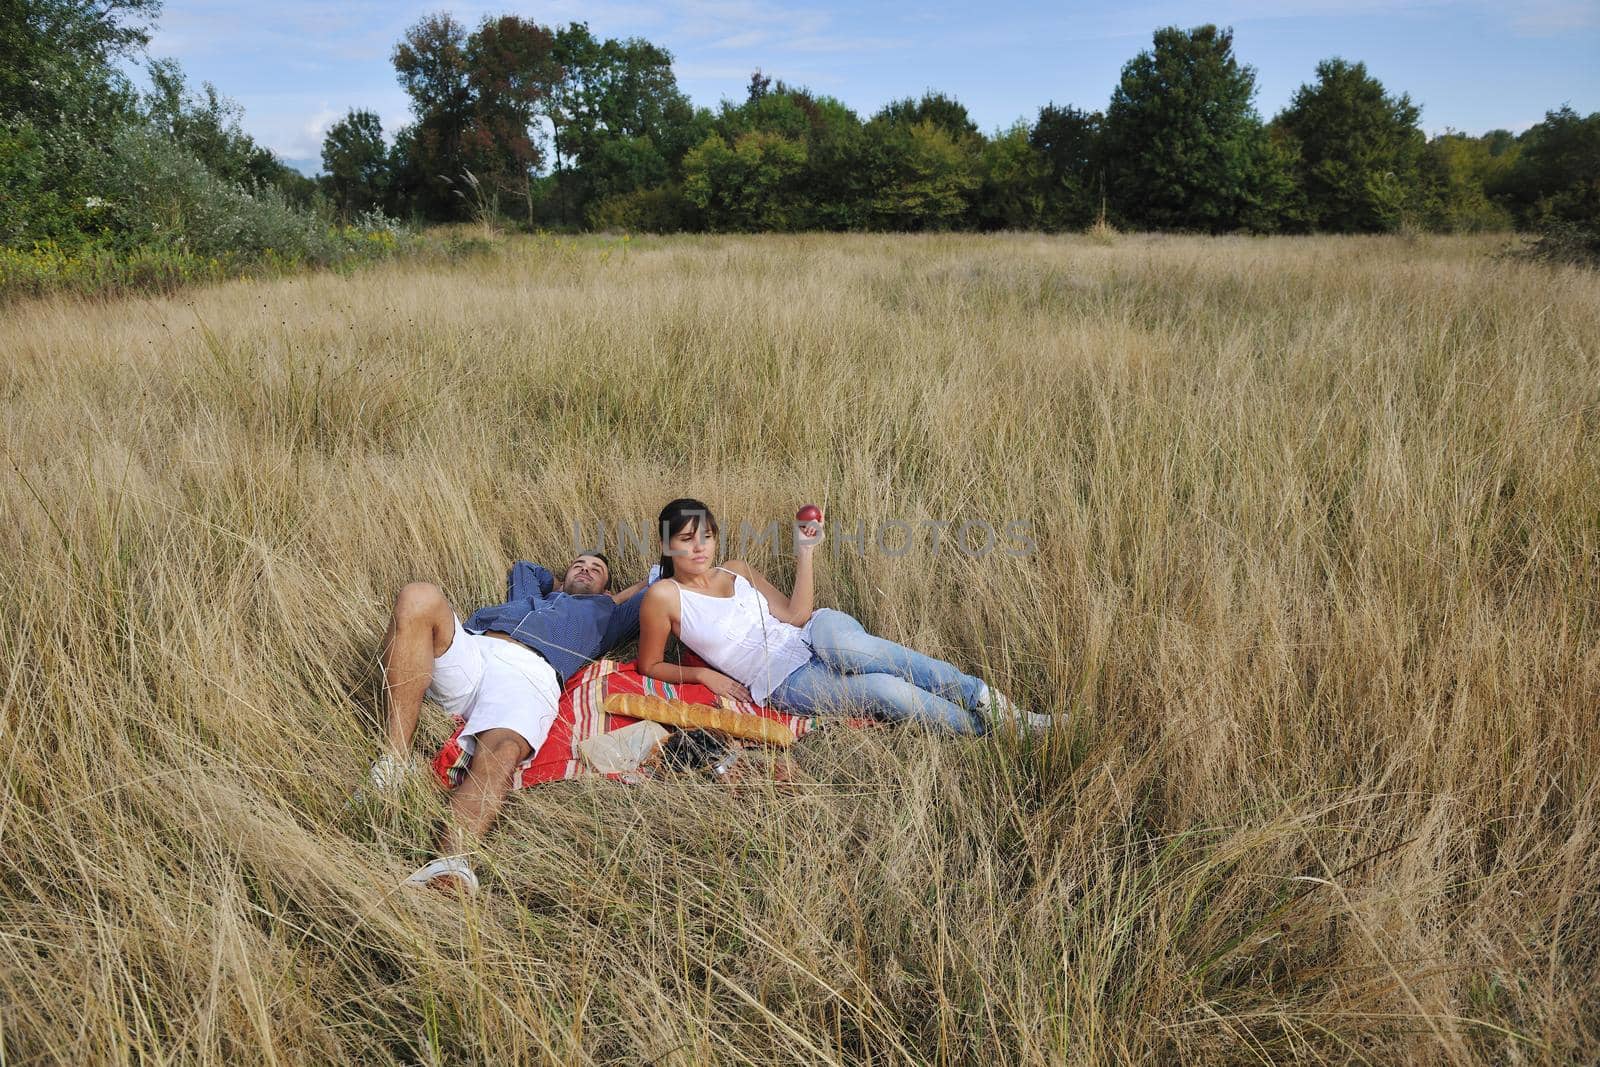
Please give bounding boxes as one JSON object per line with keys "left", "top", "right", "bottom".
{"left": 602, "top": 693, "right": 796, "bottom": 746}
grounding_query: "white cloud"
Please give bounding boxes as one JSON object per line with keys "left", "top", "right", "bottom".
{"left": 298, "top": 103, "right": 340, "bottom": 156}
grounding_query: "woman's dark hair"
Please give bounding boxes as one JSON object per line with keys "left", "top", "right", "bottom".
{"left": 656, "top": 498, "right": 719, "bottom": 580}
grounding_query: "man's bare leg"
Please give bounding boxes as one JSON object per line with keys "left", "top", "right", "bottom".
{"left": 439, "top": 727, "right": 532, "bottom": 855}
{"left": 381, "top": 582, "right": 456, "bottom": 756}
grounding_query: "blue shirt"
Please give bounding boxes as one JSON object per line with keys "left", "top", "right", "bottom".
{"left": 464, "top": 562, "right": 646, "bottom": 684}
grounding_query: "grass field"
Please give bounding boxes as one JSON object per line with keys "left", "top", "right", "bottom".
{"left": 1, "top": 231, "right": 1596, "bottom": 1064}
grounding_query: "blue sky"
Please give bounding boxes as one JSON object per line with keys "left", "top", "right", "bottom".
{"left": 142, "top": 0, "right": 1600, "bottom": 173}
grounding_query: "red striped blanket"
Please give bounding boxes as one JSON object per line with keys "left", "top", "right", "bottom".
{"left": 431, "top": 658, "right": 821, "bottom": 790}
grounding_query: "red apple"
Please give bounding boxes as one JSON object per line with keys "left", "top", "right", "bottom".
{"left": 795, "top": 504, "right": 823, "bottom": 523}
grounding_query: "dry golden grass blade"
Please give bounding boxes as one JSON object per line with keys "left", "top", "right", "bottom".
{"left": 0, "top": 231, "right": 1595, "bottom": 1063}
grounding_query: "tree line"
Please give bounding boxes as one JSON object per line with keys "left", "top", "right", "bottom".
{"left": 4, "top": 0, "right": 1596, "bottom": 274}
{"left": 323, "top": 15, "right": 1596, "bottom": 244}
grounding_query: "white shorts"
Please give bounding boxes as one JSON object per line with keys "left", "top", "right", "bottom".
{"left": 426, "top": 617, "right": 561, "bottom": 757}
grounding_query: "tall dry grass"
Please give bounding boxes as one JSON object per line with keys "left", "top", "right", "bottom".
{"left": 0, "top": 231, "right": 1596, "bottom": 1064}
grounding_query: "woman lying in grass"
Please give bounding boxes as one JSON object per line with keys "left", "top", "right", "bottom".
{"left": 637, "top": 497, "right": 1053, "bottom": 734}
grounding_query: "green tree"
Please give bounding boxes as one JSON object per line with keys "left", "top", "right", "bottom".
{"left": 0, "top": 117, "right": 94, "bottom": 245}
{"left": 392, "top": 12, "right": 474, "bottom": 218}
{"left": 795, "top": 93, "right": 870, "bottom": 230}
{"left": 746, "top": 69, "right": 772, "bottom": 103}
{"left": 1, "top": 0, "right": 156, "bottom": 244}
{"left": 1492, "top": 107, "right": 1600, "bottom": 229}
{"left": 540, "top": 23, "right": 700, "bottom": 225}
{"left": 703, "top": 80, "right": 871, "bottom": 229}
{"left": 874, "top": 92, "right": 979, "bottom": 141}
{"left": 1482, "top": 129, "right": 1518, "bottom": 158}
{"left": 865, "top": 91, "right": 982, "bottom": 230}
{"left": 683, "top": 130, "right": 808, "bottom": 231}
{"left": 1419, "top": 131, "right": 1513, "bottom": 232}
{"left": 1100, "top": 25, "right": 1276, "bottom": 232}
{"left": 143, "top": 59, "right": 299, "bottom": 195}
{"left": 1245, "top": 125, "right": 1307, "bottom": 233}
{"left": 391, "top": 13, "right": 560, "bottom": 222}
{"left": 1273, "top": 58, "right": 1425, "bottom": 232}
{"left": 864, "top": 118, "right": 979, "bottom": 231}
{"left": 321, "top": 109, "right": 389, "bottom": 217}
{"left": 588, "top": 135, "right": 668, "bottom": 197}
{"left": 463, "top": 15, "right": 556, "bottom": 223}
{"left": 544, "top": 21, "right": 599, "bottom": 185}
{"left": 1, "top": 0, "right": 155, "bottom": 126}
{"left": 975, "top": 121, "right": 1046, "bottom": 230}
{"left": 717, "top": 83, "right": 813, "bottom": 140}
{"left": 1030, "top": 104, "right": 1101, "bottom": 229}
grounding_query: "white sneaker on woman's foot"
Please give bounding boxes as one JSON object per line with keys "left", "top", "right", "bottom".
{"left": 977, "top": 684, "right": 1055, "bottom": 733}
{"left": 404, "top": 856, "right": 479, "bottom": 896}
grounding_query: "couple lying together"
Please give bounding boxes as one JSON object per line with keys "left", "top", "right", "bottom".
{"left": 375, "top": 497, "right": 1054, "bottom": 893}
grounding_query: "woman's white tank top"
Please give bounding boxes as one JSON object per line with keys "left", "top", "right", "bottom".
{"left": 674, "top": 568, "right": 812, "bottom": 704}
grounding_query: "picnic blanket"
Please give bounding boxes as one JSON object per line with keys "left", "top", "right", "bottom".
{"left": 431, "top": 658, "right": 823, "bottom": 790}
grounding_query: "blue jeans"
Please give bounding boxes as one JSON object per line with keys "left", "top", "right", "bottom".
{"left": 767, "top": 609, "right": 987, "bottom": 735}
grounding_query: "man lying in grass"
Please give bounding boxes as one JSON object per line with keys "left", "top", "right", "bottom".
{"left": 369, "top": 553, "right": 654, "bottom": 895}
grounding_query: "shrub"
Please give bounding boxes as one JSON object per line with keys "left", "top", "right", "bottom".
{"left": 2, "top": 133, "right": 414, "bottom": 301}
{"left": 1520, "top": 220, "right": 1600, "bottom": 268}
{"left": 585, "top": 184, "right": 696, "bottom": 232}
{"left": 97, "top": 126, "right": 335, "bottom": 261}
{"left": 0, "top": 118, "right": 107, "bottom": 248}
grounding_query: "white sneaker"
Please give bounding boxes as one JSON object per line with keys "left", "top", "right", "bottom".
{"left": 977, "top": 684, "right": 1055, "bottom": 733}
{"left": 404, "top": 856, "right": 480, "bottom": 896}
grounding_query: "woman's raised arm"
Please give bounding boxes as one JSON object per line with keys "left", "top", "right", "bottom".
{"left": 727, "top": 517, "right": 821, "bottom": 626}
